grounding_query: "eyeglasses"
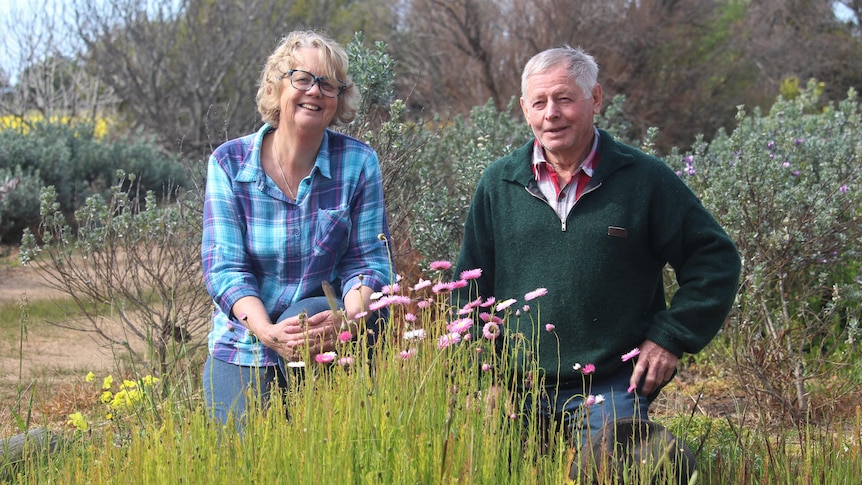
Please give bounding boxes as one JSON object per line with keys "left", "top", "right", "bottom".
{"left": 282, "top": 69, "right": 346, "bottom": 98}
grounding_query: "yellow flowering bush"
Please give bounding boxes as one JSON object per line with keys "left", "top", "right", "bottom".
{"left": 0, "top": 114, "right": 110, "bottom": 139}
{"left": 67, "top": 371, "right": 162, "bottom": 431}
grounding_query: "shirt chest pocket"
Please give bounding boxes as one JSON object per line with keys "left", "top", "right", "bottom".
{"left": 313, "top": 206, "right": 352, "bottom": 257}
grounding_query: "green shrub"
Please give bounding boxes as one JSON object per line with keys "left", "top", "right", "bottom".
{"left": 0, "top": 166, "right": 41, "bottom": 243}
{"left": 0, "top": 121, "right": 187, "bottom": 236}
{"left": 667, "top": 81, "right": 862, "bottom": 422}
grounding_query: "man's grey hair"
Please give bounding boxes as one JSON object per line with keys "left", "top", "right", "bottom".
{"left": 521, "top": 45, "right": 599, "bottom": 99}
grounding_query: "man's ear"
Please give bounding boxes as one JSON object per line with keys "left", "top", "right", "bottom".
{"left": 519, "top": 97, "right": 530, "bottom": 124}
{"left": 591, "top": 84, "right": 603, "bottom": 115}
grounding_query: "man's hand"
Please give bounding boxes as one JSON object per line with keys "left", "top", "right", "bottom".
{"left": 629, "top": 339, "right": 679, "bottom": 395}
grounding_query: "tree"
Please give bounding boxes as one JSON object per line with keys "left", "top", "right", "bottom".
{"left": 389, "top": 0, "right": 862, "bottom": 151}
{"left": 73, "top": 0, "right": 295, "bottom": 158}
{"left": 741, "top": 0, "right": 862, "bottom": 105}
{"left": 0, "top": 0, "right": 112, "bottom": 130}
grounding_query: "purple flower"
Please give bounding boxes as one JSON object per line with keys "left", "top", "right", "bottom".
{"left": 495, "top": 298, "right": 517, "bottom": 312}
{"left": 432, "top": 282, "right": 450, "bottom": 294}
{"left": 447, "top": 317, "right": 473, "bottom": 334}
{"left": 482, "top": 322, "right": 501, "bottom": 340}
{"left": 369, "top": 295, "right": 412, "bottom": 312}
{"left": 544, "top": 323, "right": 556, "bottom": 332}
{"left": 381, "top": 283, "right": 400, "bottom": 294}
{"left": 315, "top": 352, "right": 337, "bottom": 364}
{"left": 480, "top": 297, "right": 496, "bottom": 307}
{"left": 447, "top": 280, "right": 468, "bottom": 291}
{"left": 840, "top": 185, "right": 850, "bottom": 193}
{"left": 413, "top": 278, "right": 432, "bottom": 291}
{"left": 621, "top": 347, "right": 641, "bottom": 362}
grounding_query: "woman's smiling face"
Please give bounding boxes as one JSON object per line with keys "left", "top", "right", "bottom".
{"left": 278, "top": 47, "right": 339, "bottom": 134}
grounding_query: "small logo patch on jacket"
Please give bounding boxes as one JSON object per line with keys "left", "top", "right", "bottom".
{"left": 607, "top": 226, "right": 628, "bottom": 238}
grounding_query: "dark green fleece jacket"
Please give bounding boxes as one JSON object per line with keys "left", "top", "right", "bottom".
{"left": 454, "top": 130, "right": 740, "bottom": 388}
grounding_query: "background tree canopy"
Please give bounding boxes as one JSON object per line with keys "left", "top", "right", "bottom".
{"left": 1, "top": 0, "right": 860, "bottom": 158}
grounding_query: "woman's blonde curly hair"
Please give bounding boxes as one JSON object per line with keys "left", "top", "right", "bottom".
{"left": 256, "top": 31, "right": 359, "bottom": 128}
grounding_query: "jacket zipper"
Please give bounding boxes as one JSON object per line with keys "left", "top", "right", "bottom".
{"left": 524, "top": 182, "right": 602, "bottom": 231}
{"left": 561, "top": 182, "right": 602, "bottom": 232}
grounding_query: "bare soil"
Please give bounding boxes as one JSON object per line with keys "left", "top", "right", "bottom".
{"left": 0, "top": 249, "right": 123, "bottom": 436}
{"left": 0, "top": 255, "right": 119, "bottom": 380}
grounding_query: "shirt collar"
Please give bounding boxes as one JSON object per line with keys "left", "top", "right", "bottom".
{"left": 531, "top": 126, "right": 600, "bottom": 180}
{"left": 238, "top": 124, "right": 332, "bottom": 182}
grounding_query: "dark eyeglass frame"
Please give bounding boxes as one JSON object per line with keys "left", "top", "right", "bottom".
{"left": 282, "top": 69, "right": 346, "bottom": 98}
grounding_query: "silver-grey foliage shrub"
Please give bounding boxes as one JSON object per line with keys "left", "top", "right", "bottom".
{"left": 666, "top": 80, "right": 862, "bottom": 422}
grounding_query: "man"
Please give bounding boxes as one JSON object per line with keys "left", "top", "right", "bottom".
{"left": 454, "top": 45, "right": 740, "bottom": 448}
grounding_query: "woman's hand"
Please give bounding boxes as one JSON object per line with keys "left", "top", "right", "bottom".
{"left": 278, "top": 310, "right": 340, "bottom": 362}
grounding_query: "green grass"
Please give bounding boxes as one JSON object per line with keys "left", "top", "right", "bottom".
{"left": 5, "top": 343, "right": 861, "bottom": 484}
{"left": 3, "top": 276, "right": 862, "bottom": 484}
{"left": 0, "top": 298, "right": 87, "bottom": 332}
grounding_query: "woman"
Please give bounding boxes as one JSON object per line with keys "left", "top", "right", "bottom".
{"left": 201, "top": 31, "right": 394, "bottom": 429}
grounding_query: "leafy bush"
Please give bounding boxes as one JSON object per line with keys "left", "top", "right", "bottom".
{"left": 0, "top": 166, "right": 41, "bottom": 243}
{"left": 667, "top": 81, "right": 862, "bottom": 422}
{"left": 0, "top": 121, "right": 187, "bottom": 238}
{"left": 20, "top": 172, "right": 210, "bottom": 374}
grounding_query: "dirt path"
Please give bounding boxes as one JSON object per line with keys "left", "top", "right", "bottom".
{"left": 0, "top": 254, "right": 118, "bottom": 391}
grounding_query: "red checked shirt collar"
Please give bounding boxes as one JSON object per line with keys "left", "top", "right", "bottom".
{"left": 531, "top": 127, "right": 600, "bottom": 207}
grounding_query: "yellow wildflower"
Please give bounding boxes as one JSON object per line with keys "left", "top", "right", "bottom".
{"left": 85, "top": 371, "right": 96, "bottom": 383}
{"left": 102, "top": 375, "right": 114, "bottom": 390}
{"left": 120, "top": 379, "right": 138, "bottom": 390}
{"left": 67, "top": 412, "right": 89, "bottom": 432}
{"left": 141, "top": 375, "right": 160, "bottom": 387}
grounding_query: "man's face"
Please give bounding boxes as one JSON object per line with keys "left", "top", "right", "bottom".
{"left": 520, "top": 65, "right": 602, "bottom": 164}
